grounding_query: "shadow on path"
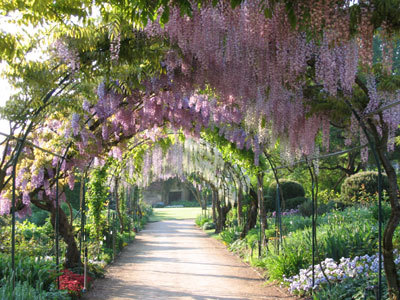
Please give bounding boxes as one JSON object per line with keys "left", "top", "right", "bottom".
{"left": 83, "top": 219, "right": 295, "bottom": 300}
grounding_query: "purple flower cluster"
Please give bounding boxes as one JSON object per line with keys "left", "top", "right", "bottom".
{"left": 284, "top": 253, "right": 400, "bottom": 295}
{"left": 271, "top": 209, "right": 299, "bottom": 217}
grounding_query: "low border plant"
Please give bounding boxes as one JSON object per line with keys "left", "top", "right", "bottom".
{"left": 284, "top": 253, "right": 398, "bottom": 299}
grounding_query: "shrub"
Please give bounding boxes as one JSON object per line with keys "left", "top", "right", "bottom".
{"left": 245, "top": 228, "right": 260, "bottom": 249}
{"left": 0, "top": 254, "right": 69, "bottom": 299}
{"left": 263, "top": 229, "right": 312, "bottom": 280}
{"left": 195, "top": 215, "right": 213, "bottom": 227}
{"left": 286, "top": 197, "right": 308, "bottom": 210}
{"left": 278, "top": 215, "right": 312, "bottom": 233}
{"left": 219, "top": 226, "right": 241, "bottom": 245}
{"left": 169, "top": 200, "right": 200, "bottom": 207}
{"left": 266, "top": 180, "right": 305, "bottom": 211}
{"left": 0, "top": 279, "right": 68, "bottom": 300}
{"left": 263, "top": 207, "right": 378, "bottom": 280}
{"left": 341, "top": 171, "right": 389, "bottom": 203}
{"left": 318, "top": 189, "right": 341, "bottom": 204}
{"left": 264, "top": 196, "right": 275, "bottom": 211}
{"left": 59, "top": 269, "right": 93, "bottom": 298}
{"left": 202, "top": 222, "right": 215, "bottom": 230}
{"left": 268, "top": 180, "right": 305, "bottom": 200}
{"left": 285, "top": 255, "right": 390, "bottom": 299}
{"left": 298, "top": 199, "right": 333, "bottom": 217}
{"left": 370, "top": 201, "right": 391, "bottom": 224}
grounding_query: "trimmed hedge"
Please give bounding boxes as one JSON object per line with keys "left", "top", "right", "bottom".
{"left": 268, "top": 179, "right": 305, "bottom": 200}
{"left": 265, "top": 180, "right": 305, "bottom": 211}
{"left": 286, "top": 196, "right": 309, "bottom": 210}
{"left": 341, "top": 171, "right": 389, "bottom": 203}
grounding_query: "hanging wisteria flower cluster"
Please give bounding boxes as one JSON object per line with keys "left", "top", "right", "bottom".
{"left": 144, "top": 1, "right": 363, "bottom": 159}
{"left": 284, "top": 253, "right": 400, "bottom": 296}
{"left": 138, "top": 138, "right": 229, "bottom": 198}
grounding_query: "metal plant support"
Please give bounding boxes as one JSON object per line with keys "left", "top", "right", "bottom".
{"left": 344, "top": 100, "right": 383, "bottom": 300}
{"left": 79, "top": 174, "right": 87, "bottom": 268}
{"left": 55, "top": 146, "right": 71, "bottom": 289}
{"left": 11, "top": 153, "right": 17, "bottom": 288}
{"left": 275, "top": 184, "right": 283, "bottom": 253}
{"left": 310, "top": 166, "right": 316, "bottom": 290}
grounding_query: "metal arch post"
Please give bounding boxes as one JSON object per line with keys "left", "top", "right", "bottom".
{"left": 276, "top": 184, "right": 283, "bottom": 252}
{"left": 55, "top": 160, "right": 61, "bottom": 289}
{"left": 311, "top": 174, "right": 315, "bottom": 293}
{"left": 55, "top": 143, "right": 72, "bottom": 289}
{"left": 80, "top": 173, "right": 87, "bottom": 270}
{"left": 344, "top": 99, "right": 383, "bottom": 300}
{"left": 10, "top": 137, "right": 29, "bottom": 290}
{"left": 11, "top": 157, "right": 17, "bottom": 289}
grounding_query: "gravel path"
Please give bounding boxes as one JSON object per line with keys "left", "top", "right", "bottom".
{"left": 83, "top": 219, "right": 296, "bottom": 300}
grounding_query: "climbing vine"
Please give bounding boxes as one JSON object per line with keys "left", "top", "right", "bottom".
{"left": 86, "top": 165, "right": 110, "bottom": 240}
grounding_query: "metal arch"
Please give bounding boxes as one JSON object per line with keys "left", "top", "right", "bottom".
{"left": 343, "top": 99, "right": 383, "bottom": 300}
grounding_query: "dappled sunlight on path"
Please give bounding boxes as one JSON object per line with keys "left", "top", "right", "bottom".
{"left": 83, "top": 220, "right": 295, "bottom": 300}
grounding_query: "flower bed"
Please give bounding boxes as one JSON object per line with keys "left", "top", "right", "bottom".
{"left": 59, "top": 269, "right": 93, "bottom": 298}
{"left": 284, "top": 253, "right": 400, "bottom": 298}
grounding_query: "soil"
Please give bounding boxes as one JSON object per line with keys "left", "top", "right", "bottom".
{"left": 82, "top": 219, "right": 296, "bottom": 300}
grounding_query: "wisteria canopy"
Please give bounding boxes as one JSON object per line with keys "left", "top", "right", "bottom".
{"left": 0, "top": 0, "right": 400, "bottom": 297}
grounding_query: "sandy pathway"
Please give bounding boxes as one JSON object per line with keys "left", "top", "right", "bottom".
{"left": 83, "top": 219, "right": 296, "bottom": 300}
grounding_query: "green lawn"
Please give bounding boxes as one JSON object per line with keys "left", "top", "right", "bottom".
{"left": 149, "top": 207, "right": 208, "bottom": 222}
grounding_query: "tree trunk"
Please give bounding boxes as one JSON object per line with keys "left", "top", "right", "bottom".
{"left": 376, "top": 141, "right": 400, "bottom": 299}
{"left": 241, "top": 187, "right": 258, "bottom": 238}
{"left": 237, "top": 182, "right": 243, "bottom": 227}
{"left": 221, "top": 201, "right": 232, "bottom": 230}
{"left": 215, "top": 189, "right": 223, "bottom": 234}
{"left": 211, "top": 188, "right": 217, "bottom": 224}
{"left": 114, "top": 177, "right": 124, "bottom": 233}
{"left": 257, "top": 172, "right": 267, "bottom": 246}
{"left": 51, "top": 204, "right": 81, "bottom": 268}
{"left": 31, "top": 197, "right": 81, "bottom": 268}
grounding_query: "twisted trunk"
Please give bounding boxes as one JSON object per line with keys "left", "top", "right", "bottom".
{"left": 211, "top": 187, "right": 217, "bottom": 225}
{"left": 237, "top": 182, "right": 243, "bottom": 227}
{"left": 257, "top": 172, "right": 267, "bottom": 246}
{"left": 114, "top": 177, "right": 124, "bottom": 233}
{"left": 241, "top": 187, "right": 258, "bottom": 238}
{"left": 375, "top": 139, "right": 400, "bottom": 299}
{"left": 215, "top": 189, "right": 223, "bottom": 233}
{"left": 31, "top": 197, "right": 81, "bottom": 268}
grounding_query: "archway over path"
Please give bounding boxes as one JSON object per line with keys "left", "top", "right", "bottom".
{"left": 1, "top": 1, "right": 400, "bottom": 297}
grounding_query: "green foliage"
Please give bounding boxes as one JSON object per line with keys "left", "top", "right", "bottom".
{"left": 265, "top": 181, "right": 307, "bottom": 212}
{"left": 201, "top": 127, "right": 262, "bottom": 174}
{"left": 263, "top": 230, "right": 312, "bottom": 280}
{"left": 65, "top": 181, "right": 81, "bottom": 211}
{"left": 86, "top": 166, "right": 110, "bottom": 240}
{"left": 245, "top": 228, "right": 260, "bottom": 249}
{"left": 341, "top": 171, "right": 389, "bottom": 203}
{"left": 169, "top": 200, "right": 200, "bottom": 207}
{"left": 202, "top": 222, "right": 215, "bottom": 230}
{"left": 370, "top": 201, "right": 392, "bottom": 224}
{"left": 230, "top": 207, "right": 380, "bottom": 282}
{"left": 219, "top": 226, "right": 241, "bottom": 245}
{"left": 318, "top": 189, "right": 341, "bottom": 204}
{"left": 286, "top": 196, "right": 308, "bottom": 210}
{"left": 298, "top": 199, "right": 336, "bottom": 217}
{"left": 0, "top": 218, "right": 54, "bottom": 257}
{"left": 0, "top": 279, "right": 69, "bottom": 300}
{"left": 195, "top": 214, "right": 212, "bottom": 227}
{"left": 0, "top": 253, "right": 69, "bottom": 299}
{"left": 314, "top": 274, "right": 389, "bottom": 300}
{"left": 269, "top": 215, "right": 312, "bottom": 234}
{"left": 268, "top": 179, "right": 305, "bottom": 202}
{"left": 28, "top": 205, "right": 50, "bottom": 226}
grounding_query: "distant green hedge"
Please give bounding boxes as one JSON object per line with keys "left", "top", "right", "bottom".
{"left": 265, "top": 180, "right": 305, "bottom": 211}
{"left": 341, "top": 171, "right": 389, "bottom": 203}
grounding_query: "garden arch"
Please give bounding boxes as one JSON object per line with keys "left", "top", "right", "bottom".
{"left": 1, "top": 1, "right": 400, "bottom": 298}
